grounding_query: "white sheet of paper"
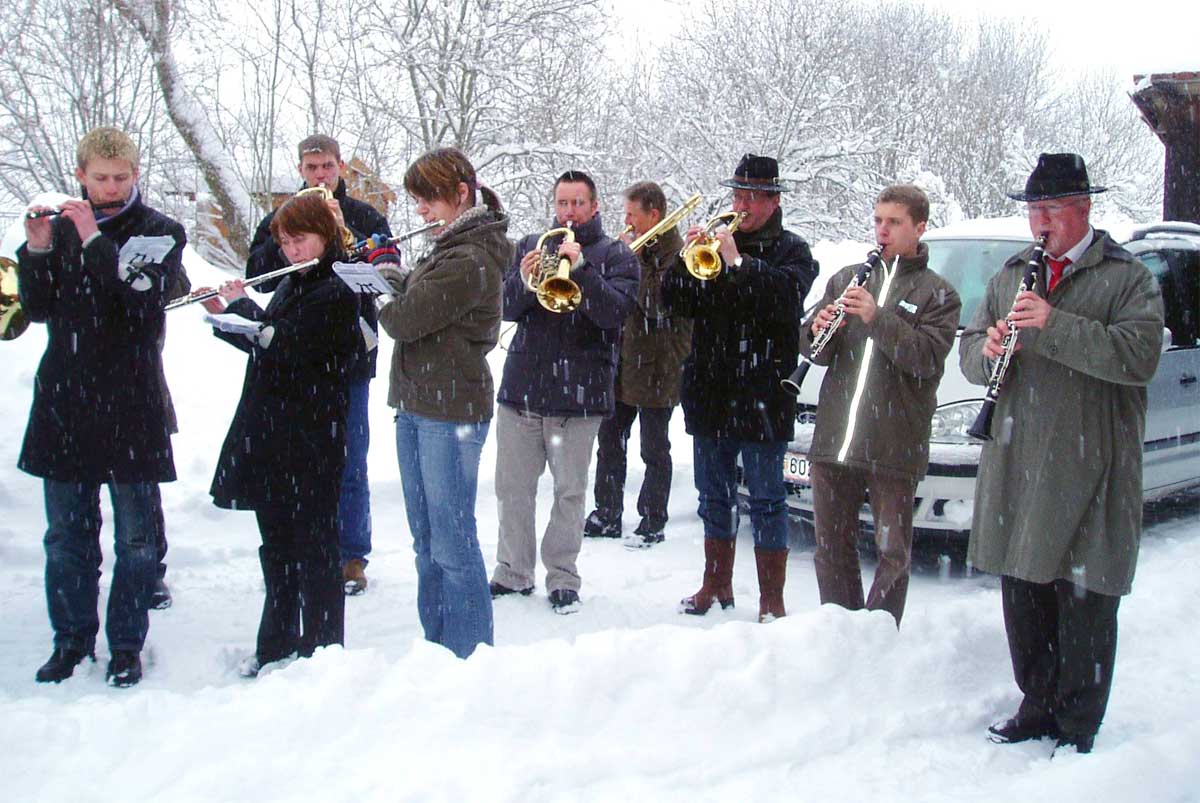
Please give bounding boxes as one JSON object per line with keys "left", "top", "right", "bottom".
{"left": 333, "top": 261, "right": 394, "bottom": 295}
{"left": 117, "top": 235, "right": 176, "bottom": 291}
{"left": 204, "top": 312, "right": 263, "bottom": 335}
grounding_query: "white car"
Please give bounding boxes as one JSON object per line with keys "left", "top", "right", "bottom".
{"left": 753, "top": 218, "right": 1200, "bottom": 548}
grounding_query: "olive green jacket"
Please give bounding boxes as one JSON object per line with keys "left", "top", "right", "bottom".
{"left": 958, "top": 231, "right": 1164, "bottom": 595}
{"left": 616, "top": 228, "right": 693, "bottom": 408}
{"left": 379, "top": 207, "right": 511, "bottom": 423}
{"left": 802, "top": 244, "right": 961, "bottom": 481}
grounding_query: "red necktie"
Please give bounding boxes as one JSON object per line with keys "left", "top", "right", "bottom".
{"left": 1047, "top": 256, "right": 1070, "bottom": 292}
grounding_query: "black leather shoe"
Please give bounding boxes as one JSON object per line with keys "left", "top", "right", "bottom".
{"left": 1054, "top": 733, "right": 1095, "bottom": 754}
{"left": 150, "top": 578, "right": 173, "bottom": 610}
{"left": 489, "top": 581, "right": 534, "bottom": 598}
{"left": 106, "top": 650, "right": 143, "bottom": 688}
{"left": 987, "top": 715, "right": 1059, "bottom": 744}
{"left": 582, "top": 511, "right": 621, "bottom": 538}
{"left": 549, "top": 588, "right": 580, "bottom": 614}
{"left": 35, "top": 647, "right": 93, "bottom": 683}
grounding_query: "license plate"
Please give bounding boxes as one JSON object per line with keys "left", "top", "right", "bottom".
{"left": 783, "top": 452, "right": 811, "bottom": 485}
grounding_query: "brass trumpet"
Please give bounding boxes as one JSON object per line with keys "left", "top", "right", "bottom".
{"left": 630, "top": 193, "right": 703, "bottom": 254}
{"left": 680, "top": 211, "right": 747, "bottom": 280}
{"left": 1, "top": 256, "right": 30, "bottom": 341}
{"left": 295, "top": 185, "right": 356, "bottom": 250}
{"left": 526, "top": 222, "right": 581, "bottom": 313}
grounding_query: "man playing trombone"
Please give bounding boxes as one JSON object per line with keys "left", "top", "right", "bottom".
{"left": 802, "top": 184, "right": 960, "bottom": 627}
{"left": 584, "top": 181, "right": 693, "bottom": 547}
{"left": 664, "top": 154, "right": 818, "bottom": 623}
{"left": 246, "top": 134, "right": 398, "bottom": 596}
{"left": 489, "top": 170, "right": 639, "bottom": 613}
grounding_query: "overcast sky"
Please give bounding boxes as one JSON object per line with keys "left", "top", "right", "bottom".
{"left": 611, "top": 0, "right": 1200, "bottom": 81}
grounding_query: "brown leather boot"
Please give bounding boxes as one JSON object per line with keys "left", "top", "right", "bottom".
{"left": 755, "top": 547, "right": 789, "bottom": 622}
{"left": 680, "top": 537, "right": 736, "bottom": 615}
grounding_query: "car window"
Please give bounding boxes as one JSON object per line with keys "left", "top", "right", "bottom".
{"left": 924, "top": 238, "right": 1023, "bottom": 326}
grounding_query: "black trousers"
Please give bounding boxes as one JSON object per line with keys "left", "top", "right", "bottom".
{"left": 1001, "top": 575, "right": 1121, "bottom": 737}
{"left": 592, "top": 402, "right": 674, "bottom": 530}
{"left": 254, "top": 505, "right": 344, "bottom": 664}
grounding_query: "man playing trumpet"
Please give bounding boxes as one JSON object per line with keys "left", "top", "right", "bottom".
{"left": 584, "top": 181, "right": 693, "bottom": 547}
{"left": 664, "top": 154, "right": 818, "bottom": 622}
{"left": 489, "top": 171, "right": 639, "bottom": 613}
{"left": 803, "top": 184, "right": 960, "bottom": 627}
{"left": 246, "top": 134, "right": 397, "bottom": 596}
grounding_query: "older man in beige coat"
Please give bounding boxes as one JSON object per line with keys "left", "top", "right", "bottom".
{"left": 959, "top": 153, "right": 1164, "bottom": 755}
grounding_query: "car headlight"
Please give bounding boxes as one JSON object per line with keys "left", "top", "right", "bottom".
{"left": 929, "top": 400, "right": 984, "bottom": 441}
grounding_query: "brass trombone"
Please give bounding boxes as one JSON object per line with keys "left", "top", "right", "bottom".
{"left": 1, "top": 256, "right": 29, "bottom": 341}
{"left": 629, "top": 193, "right": 703, "bottom": 254}
{"left": 526, "top": 222, "right": 581, "bottom": 313}
{"left": 680, "top": 211, "right": 747, "bottom": 280}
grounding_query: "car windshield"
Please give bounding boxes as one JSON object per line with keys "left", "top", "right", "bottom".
{"left": 924, "top": 238, "right": 1026, "bottom": 327}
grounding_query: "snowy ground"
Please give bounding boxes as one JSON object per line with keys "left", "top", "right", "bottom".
{"left": 2, "top": 241, "right": 1199, "bottom": 802}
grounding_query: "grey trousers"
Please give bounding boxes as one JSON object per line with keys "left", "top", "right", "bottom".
{"left": 492, "top": 405, "right": 603, "bottom": 593}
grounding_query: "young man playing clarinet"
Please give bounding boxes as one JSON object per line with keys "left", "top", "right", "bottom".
{"left": 19, "top": 127, "right": 186, "bottom": 687}
{"left": 802, "top": 184, "right": 960, "bottom": 627}
{"left": 960, "top": 153, "right": 1163, "bottom": 754}
{"left": 246, "top": 134, "right": 397, "bottom": 595}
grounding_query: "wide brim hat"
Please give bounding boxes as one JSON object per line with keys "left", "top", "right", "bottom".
{"left": 1007, "top": 152, "right": 1107, "bottom": 202}
{"left": 718, "top": 153, "right": 790, "bottom": 193}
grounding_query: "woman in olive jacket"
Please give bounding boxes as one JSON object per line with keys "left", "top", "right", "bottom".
{"left": 379, "top": 148, "right": 511, "bottom": 659}
{"left": 203, "top": 193, "right": 359, "bottom": 675}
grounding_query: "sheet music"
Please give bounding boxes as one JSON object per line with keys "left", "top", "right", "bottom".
{"left": 204, "top": 312, "right": 263, "bottom": 335}
{"left": 332, "top": 261, "right": 395, "bottom": 295}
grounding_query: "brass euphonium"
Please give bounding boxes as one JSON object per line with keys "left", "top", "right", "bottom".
{"left": 1, "top": 256, "right": 30, "bottom": 341}
{"left": 295, "top": 185, "right": 356, "bottom": 250}
{"left": 680, "top": 211, "right": 747, "bottom": 280}
{"left": 526, "top": 222, "right": 582, "bottom": 313}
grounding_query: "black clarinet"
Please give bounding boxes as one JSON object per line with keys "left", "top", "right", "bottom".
{"left": 782, "top": 246, "right": 884, "bottom": 396}
{"left": 966, "top": 234, "right": 1048, "bottom": 441}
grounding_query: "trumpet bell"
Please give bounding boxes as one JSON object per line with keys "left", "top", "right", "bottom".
{"left": 0, "top": 256, "right": 30, "bottom": 341}
{"left": 537, "top": 276, "right": 582, "bottom": 313}
{"left": 684, "top": 243, "right": 723, "bottom": 281}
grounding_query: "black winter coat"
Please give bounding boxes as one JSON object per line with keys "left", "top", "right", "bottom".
{"left": 210, "top": 247, "right": 359, "bottom": 513}
{"left": 246, "top": 177, "right": 390, "bottom": 381}
{"left": 497, "top": 213, "right": 639, "bottom": 417}
{"left": 662, "top": 208, "right": 818, "bottom": 442}
{"left": 16, "top": 190, "right": 185, "bottom": 483}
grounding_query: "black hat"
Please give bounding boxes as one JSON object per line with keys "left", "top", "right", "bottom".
{"left": 1007, "top": 153, "right": 1107, "bottom": 202}
{"left": 718, "top": 153, "right": 790, "bottom": 194}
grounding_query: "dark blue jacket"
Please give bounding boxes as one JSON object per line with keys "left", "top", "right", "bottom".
{"left": 663, "top": 208, "right": 818, "bottom": 442}
{"left": 16, "top": 189, "right": 185, "bottom": 483}
{"left": 497, "top": 213, "right": 639, "bottom": 417}
{"left": 246, "top": 177, "right": 390, "bottom": 381}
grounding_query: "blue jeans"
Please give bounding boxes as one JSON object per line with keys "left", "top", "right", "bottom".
{"left": 338, "top": 378, "right": 372, "bottom": 564}
{"left": 396, "top": 412, "right": 493, "bottom": 658}
{"left": 693, "top": 435, "right": 788, "bottom": 549}
{"left": 43, "top": 480, "right": 160, "bottom": 653}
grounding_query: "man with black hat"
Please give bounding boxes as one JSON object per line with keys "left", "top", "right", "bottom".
{"left": 959, "top": 153, "right": 1164, "bottom": 754}
{"left": 663, "top": 154, "right": 818, "bottom": 623}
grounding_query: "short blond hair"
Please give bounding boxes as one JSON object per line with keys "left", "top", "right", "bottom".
{"left": 76, "top": 127, "right": 139, "bottom": 171}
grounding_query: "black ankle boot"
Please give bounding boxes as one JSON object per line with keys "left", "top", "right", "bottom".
{"left": 106, "top": 650, "right": 143, "bottom": 688}
{"left": 35, "top": 647, "right": 94, "bottom": 683}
